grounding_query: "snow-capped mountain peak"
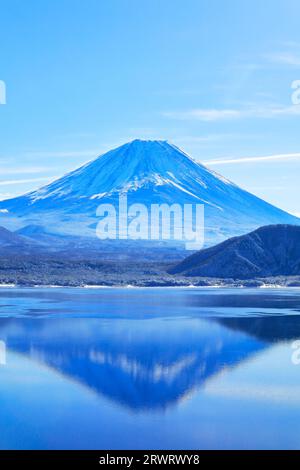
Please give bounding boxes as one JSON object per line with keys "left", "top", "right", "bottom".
{"left": 0, "top": 139, "right": 298, "bottom": 246}
{"left": 25, "top": 140, "right": 232, "bottom": 202}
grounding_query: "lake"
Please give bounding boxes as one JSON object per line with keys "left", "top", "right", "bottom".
{"left": 0, "top": 287, "right": 300, "bottom": 450}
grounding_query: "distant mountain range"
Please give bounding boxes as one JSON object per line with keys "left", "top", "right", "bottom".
{"left": 0, "top": 226, "right": 37, "bottom": 252}
{"left": 1, "top": 223, "right": 300, "bottom": 286}
{"left": 0, "top": 140, "right": 298, "bottom": 249}
{"left": 170, "top": 225, "right": 300, "bottom": 279}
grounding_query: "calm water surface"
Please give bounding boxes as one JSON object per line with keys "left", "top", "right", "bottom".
{"left": 0, "top": 287, "right": 300, "bottom": 450}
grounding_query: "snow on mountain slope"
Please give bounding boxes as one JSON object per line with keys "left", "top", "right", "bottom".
{"left": 0, "top": 139, "right": 298, "bottom": 247}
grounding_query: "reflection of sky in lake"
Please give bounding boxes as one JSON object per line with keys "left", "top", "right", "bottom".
{"left": 0, "top": 287, "right": 300, "bottom": 449}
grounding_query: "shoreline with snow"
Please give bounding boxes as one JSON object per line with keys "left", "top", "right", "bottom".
{"left": 0, "top": 279, "right": 299, "bottom": 290}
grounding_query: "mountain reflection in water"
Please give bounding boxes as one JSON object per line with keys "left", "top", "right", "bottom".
{"left": 1, "top": 288, "right": 300, "bottom": 412}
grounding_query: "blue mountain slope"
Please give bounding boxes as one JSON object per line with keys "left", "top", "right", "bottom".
{"left": 0, "top": 140, "right": 298, "bottom": 246}
{"left": 170, "top": 224, "right": 300, "bottom": 279}
{"left": 0, "top": 225, "right": 38, "bottom": 252}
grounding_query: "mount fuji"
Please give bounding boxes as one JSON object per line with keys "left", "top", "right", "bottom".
{"left": 0, "top": 139, "right": 298, "bottom": 249}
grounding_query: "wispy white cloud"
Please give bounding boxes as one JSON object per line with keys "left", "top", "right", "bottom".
{"left": 0, "top": 193, "right": 13, "bottom": 201}
{"left": 0, "top": 166, "right": 56, "bottom": 176}
{"left": 248, "top": 185, "right": 288, "bottom": 191}
{"left": 164, "top": 104, "right": 300, "bottom": 122}
{"left": 173, "top": 134, "right": 232, "bottom": 144}
{"left": 23, "top": 150, "right": 99, "bottom": 159}
{"left": 204, "top": 152, "right": 300, "bottom": 166}
{"left": 265, "top": 52, "right": 300, "bottom": 66}
{"left": 0, "top": 177, "right": 57, "bottom": 187}
{"left": 163, "top": 109, "right": 242, "bottom": 121}
{"left": 263, "top": 40, "right": 300, "bottom": 67}
{"left": 280, "top": 40, "right": 300, "bottom": 48}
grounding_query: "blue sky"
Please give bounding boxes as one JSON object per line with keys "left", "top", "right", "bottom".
{"left": 0, "top": 0, "right": 300, "bottom": 215}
